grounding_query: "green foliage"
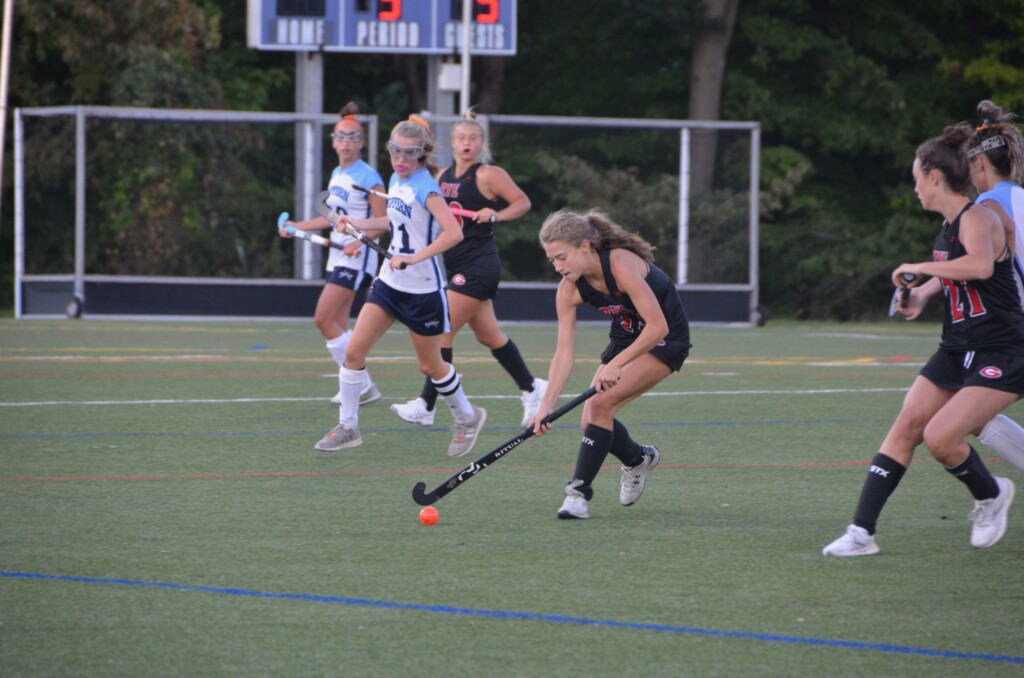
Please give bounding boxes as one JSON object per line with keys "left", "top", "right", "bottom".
{"left": 6, "top": 0, "right": 1024, "bottom": 318}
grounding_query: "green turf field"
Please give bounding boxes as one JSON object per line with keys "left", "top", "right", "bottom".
{"left": 1, "top": 318, "right": 1022, "bottom": 676}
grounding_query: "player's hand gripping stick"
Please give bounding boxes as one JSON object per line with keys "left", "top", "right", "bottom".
{"left": 313, "top": 191, "right": 405, "bottom": 269}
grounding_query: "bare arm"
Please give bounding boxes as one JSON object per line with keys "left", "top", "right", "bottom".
{"left": 531, "top": 279, "right": 582, "bottom": 435}
{"left": 474, "top": 165, "right": 531, "bottom": 224}
{"left": 892, "top": 205, "right": 1001, "bottom": 284}
{"left": 388, "top": 193, "right": 464, "bottom": 270}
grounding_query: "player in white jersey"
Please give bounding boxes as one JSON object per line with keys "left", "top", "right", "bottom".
{"left": 279, "top": 102, "right": 386, "bottom": 407}
{"left": 314, "top": 116, "right": 487, "bottom": 458}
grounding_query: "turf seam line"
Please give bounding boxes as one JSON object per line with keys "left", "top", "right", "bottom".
{"left": 1, "top": 571, "right": 1020, "bottom": 664}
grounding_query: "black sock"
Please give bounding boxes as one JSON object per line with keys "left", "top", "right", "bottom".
{"left": 491, "top": 340, "right": 535, "bottom": 392}
{"left": 945, "top": 446, "right": 999, "bottom": 500}
{"left": 419, "top": 347, "right": 453, "bottom": 411}
{"left": 608, "top": 419, "right": 644, "bottom": 466}
{"left": 569, "top": 423, "right": 613, "bottom": 500}
{"left": 852, "top": 453, "right": 907, "bottom": 535}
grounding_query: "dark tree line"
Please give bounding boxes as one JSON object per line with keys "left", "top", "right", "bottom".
{"left": 4, "top": 0, "right": 1024, "bottom": 318}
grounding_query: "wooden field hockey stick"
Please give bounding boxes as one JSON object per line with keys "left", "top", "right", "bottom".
{"left": 351, "top": 183, "right": 486, "bottom": 221}
{"left": 313, "top": 191, "right": 405, "bottom": 269}
{"left": 411, "top": 387, "right": 599, "bottom": 506}
{"left": 277, "top": 212, "right": 346, "bottom": 251}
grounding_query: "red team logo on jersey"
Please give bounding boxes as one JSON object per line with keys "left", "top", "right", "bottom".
{"left": 453, "top": 274, "right": 466, "bottom": 286}
{"left": 980, "top": 366, "right": 1003, "bottom": 379}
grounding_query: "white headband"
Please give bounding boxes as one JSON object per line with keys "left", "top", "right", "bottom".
{"left": 968, "top": 135, "right": 1007, "bottom": 159}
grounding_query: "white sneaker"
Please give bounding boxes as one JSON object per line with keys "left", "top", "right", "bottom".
{"left": 389, "top": 398, "right": 436, "bottom": 427}
{"left": 557, "top": 480, "right": 589, "bottom": 519}
{"left": 620, "top": 445, "right": 660, "bottom": 506}
{"left": 314, "top": 423, "right": 362, "bottom": 452}
{"left": 822, "top": 524, "right": 879, "bottom": 557}
{"left": 329, "top": 382, "right": 383, "bottom": 406}
{"left": 448, "top": 406, "right": 487, "bottom": 457}
{"left": 520, "top": 378, "right": 548, "bottom": 427}
{"left": 969, "top": 476, "right": 1015, "bottom": 548}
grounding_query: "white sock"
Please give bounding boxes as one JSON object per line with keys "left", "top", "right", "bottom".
{"left": 979, "top": 414, "right": 1024, "bottom": 473}
{"left": 325, "top": 330, "right": 352, "bottom": 367}
{"left": 339, "top": 366, "right": 365, "bottom": 428}
{"left": 432, "top": 363, "right": 474, "bottom": 423}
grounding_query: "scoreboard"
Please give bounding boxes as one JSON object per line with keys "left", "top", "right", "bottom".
{"left": 248, "top": 0, "right": 517, "bottom": 55}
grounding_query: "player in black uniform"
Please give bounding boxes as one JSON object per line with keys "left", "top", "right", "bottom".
{"left": 390, "top": 110, "right": 546, "bottom": 429}
{"left": 530, "top": 208, "right": 691, "bottom": 519}
{"left": 824, "top": 124, "right": 1020, "bottom": 557}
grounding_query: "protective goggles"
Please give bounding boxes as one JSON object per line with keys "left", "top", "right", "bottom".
{"left": 387, "top": 140, "right": 424, "bottom": 161}
{"left": 331, "top": 130, "right": 363, "bottom": 143}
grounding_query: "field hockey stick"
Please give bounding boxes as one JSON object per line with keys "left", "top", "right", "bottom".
{"left": 351, "top": 183, "right": 486, "bottom": 222}
{"left": 411, "top": 386, "right": 599, "bottom": 506}
{"left": 888, "top": 273, "right": 918, "bottom": 317}
{"left": 277, "top": 212, "right": 346, "bottom": 251}
{"left": 351, "top": 183, "right": 389, "bottom": 200}
{"left": 313, "top": 191, "right": 405, "bottom": 269}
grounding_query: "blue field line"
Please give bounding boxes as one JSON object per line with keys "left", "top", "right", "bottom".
{"left": 2, "top": 570, "right": 1020, "bottom": 664}
{"left": 0, "top": 418, "right": 874, "bottom": 441}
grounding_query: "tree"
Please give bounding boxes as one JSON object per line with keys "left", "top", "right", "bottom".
{"left": 688, "top": 0, "right": 741, "bottom": 195}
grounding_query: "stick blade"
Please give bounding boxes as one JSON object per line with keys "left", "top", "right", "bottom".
{"left": 411, "top": 481, "right": 438, "bottom": 506}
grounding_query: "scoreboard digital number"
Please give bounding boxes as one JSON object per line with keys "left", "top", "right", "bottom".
{"left": 248, "top": 0, "right": 517, "bottom": 55}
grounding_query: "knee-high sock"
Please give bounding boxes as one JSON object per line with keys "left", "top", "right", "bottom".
{"left": 328, "top": 331, "right": 373, "bottom": 392}
{"left": 490, "top": 340, "right": 535, "bottom": 392}
{"left": 608, "top": 419, "right": 644, "bottom": 467}
{"left": 945, "top": 446, "right": 1000, "bottom": 500}
{"left": 418, "top": 347, "right": 452, "bottom": 410}
{"left": 570, "top": 424, "right": 613, "bottom": 500}
{"left": 432, "top": 363, "right": 474, "bottom": 424}
{"left": 325, "top": 330, "right": 351, "bottom": 367}
{"left": 978, "top": 414, "right": 1024, "bottom": 473}
{"left": 852, "top": 453, "right": 907, "bottom": 535}
{"left": 339, "top": 366, "right": 365, "bottom": 428}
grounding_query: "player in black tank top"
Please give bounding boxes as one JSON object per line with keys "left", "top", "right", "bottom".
{"left": 390, "top": 113, "right": 546, "bottom": 430}
{"left": 824, "top": 125, "right": 1017, "bottom": 558}
{"left": 438, "top": 162, "right": 500, "bottom": 264}
{"left": 531, "top": 208, "right": 692, "bottom": 520}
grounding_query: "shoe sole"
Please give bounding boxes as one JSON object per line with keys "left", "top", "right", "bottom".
{"left": 448, "top": 408, "right": 487, "bottom": 457}
{"left": 329, "top": 391, "right": 383, "bottom": 406}
{"left": 557, "top": 511, "right": 588, "bottom": 520}
{"left": 822, "top": 544, "right": 879, "bottom": 557}
{"left": 389, "top": 404, "right": 435, "bottom": 428}
{"left": 973, "top": 478, "right": 1015, "bottom": 549}
{"left": 314, "top": 435, "right": 363, "bottom": 452}
{"left": 621, "top": 446, "right": 660, "bottom": 507}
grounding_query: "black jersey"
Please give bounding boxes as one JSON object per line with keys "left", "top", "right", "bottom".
{"left": 575, "top": 249, "right": 691, "bottom": 349}
{"left": 438, "top": 163, "right": 502, "bottom": 250}
{"left": 934, "top": 202, "right": 1024, "bottom": 351}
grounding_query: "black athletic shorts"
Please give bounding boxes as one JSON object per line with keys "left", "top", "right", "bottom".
{"left": 920, "top": 348, "right": 1024, "bottom": 395}
{"left": 600, "top": 337, "right": 690, "bottom": 373}
{"left": 445, "top": 252, "right": 501, "bottom": 301}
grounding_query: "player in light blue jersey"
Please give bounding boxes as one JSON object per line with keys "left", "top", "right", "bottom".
{"left": 279, "top": 102, "right": 387, "bottom": 407}
{"left": 964, "top": 99, "right": 1024, "bottom": 476}
{"left": 314, "top": 116, "right": 487, "bottom": 458}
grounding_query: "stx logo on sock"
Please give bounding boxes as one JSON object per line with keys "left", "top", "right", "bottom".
{"left": 869, "top": 465, "right": 890, "bottom": 478}
{"left": 581, "top": 436, "right": 595, "bottom": 446}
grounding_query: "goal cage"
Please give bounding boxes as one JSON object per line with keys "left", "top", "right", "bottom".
{"left": 13, "top": 105, "right": 761, "bottom": 325}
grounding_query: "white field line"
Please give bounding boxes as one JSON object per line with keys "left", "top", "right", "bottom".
{"left": 0, "top": 387, "right": 909, "bottom": 408}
